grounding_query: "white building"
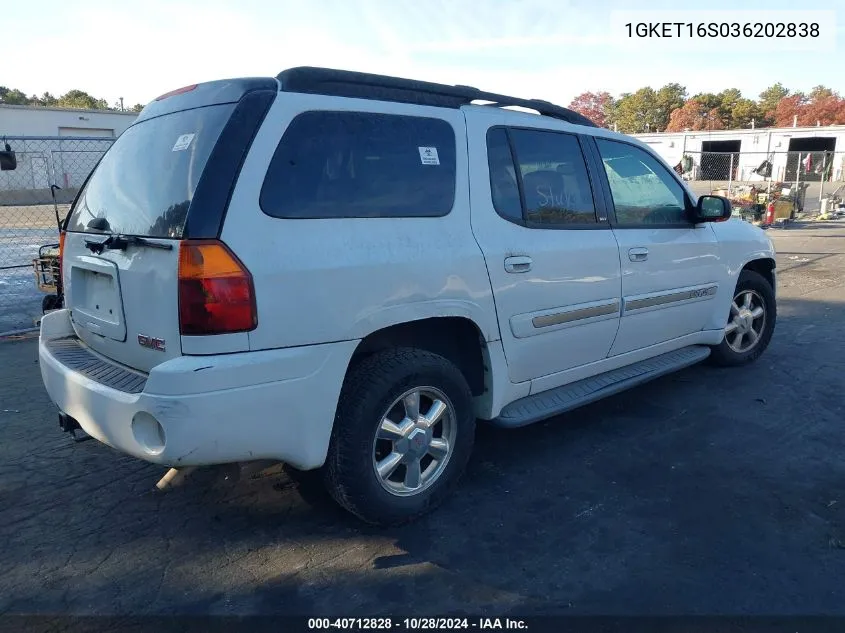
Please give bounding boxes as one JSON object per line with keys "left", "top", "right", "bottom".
{"left": 0, "top": 104, "right": 137, "bottom": 138}
{"left": 632, "top": 125, "right": 845, "bottom": 183}
{"left": 0, "top": 105, "right": 137, "bottom": 204}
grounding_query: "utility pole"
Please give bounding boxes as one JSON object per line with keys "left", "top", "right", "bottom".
{"left": 119, "top": 97, "right": 124, "bottom": 112}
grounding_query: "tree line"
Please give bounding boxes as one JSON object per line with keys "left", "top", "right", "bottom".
{"left": 5, "top": 81, "right": 844, "bottom": 132}
{"left": 0, "top": 86, "right": 144, "bottom": 112}
{"left": 568, "top": 83, "right": 845, "bottom": 133}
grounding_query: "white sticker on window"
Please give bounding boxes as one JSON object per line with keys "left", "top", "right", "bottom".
{"left": 172, "top": 133, "right": 195, "bottom": 152}
{"left": 418, "top": 146, "right": 440, "bottom": 165}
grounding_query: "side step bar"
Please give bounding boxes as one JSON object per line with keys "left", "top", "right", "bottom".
{"left": 493, "top": 345, "right": 711, "bottom": 428}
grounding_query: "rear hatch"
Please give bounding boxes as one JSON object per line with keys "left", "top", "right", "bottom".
{"left": 62, "top": 79, "right": 276, "bottom": 372}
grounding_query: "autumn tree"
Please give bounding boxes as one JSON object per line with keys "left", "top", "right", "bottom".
{"left": 800, "top": 87, "right": 845, "bottom": 126}
{"left": 685, "top": 89, "right": 760, "bottom": 128}
{"left": 612, "top": 84, "right": 686, "bottom": 133}
{"left": 655, "top": 83, "right": 687, "bottom": 124}
{"left": 773, "top": 94, "right": 807, "bottom": 127}
{"left": 567, "top": 91, "right": 614, "bottom": 127}
{"left": 666, "top": 100, "right": 725, "bottom": 132}
{"left": 809, "top": 85, "right": 835, "bottom": 101}
{"left": 758, "top": 83, "right": 790, "bottom": 124}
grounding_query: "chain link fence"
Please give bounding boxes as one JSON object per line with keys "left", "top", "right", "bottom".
{"left": 673, "top": 150, "right": 845, "bottom": 218}
{"left": 0, "top": 136, "right": 114, "bottom": 332}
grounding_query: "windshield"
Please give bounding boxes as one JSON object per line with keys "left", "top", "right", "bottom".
{"left": 66, "top": 103, "right": 235, "bottom": 238}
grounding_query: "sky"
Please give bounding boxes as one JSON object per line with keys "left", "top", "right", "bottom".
{"left": 4, "top": 0, "right": 844, "bottom": 108}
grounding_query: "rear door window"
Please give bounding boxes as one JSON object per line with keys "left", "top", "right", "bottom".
{"left": 509, "top": 129, "right": 598, "bottom": 225}
{"left": 486, "top": 127, "right": 598, "bottom": 226}
{"left": 66, "top": 103, "right": 235, "bottom": 238}
{"left": 260, "top": 111, "right": 456, "bottom": 218}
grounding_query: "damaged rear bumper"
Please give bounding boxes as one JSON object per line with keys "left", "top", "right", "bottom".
{"left": 38, "top": 309, "right": 357, "bottom": 469}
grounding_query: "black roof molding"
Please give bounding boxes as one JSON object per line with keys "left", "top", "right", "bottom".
{"left": 276, "top": 67, "right": 598, "bottom": 128}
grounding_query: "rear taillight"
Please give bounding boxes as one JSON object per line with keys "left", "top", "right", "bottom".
{"left": 178, "top": 240, "right": 257, "bottom": 336}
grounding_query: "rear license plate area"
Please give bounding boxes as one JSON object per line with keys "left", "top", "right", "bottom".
{"left": 69, "top": 258, "right": 126, "bottom": 340}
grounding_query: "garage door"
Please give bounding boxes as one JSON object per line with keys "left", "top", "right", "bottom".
{"left": 58, "top": 127, "right": 114, "bottom": 137}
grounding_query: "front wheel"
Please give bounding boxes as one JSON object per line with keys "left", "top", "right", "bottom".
{"left": 709, "top": 270, "right": 776, "bottom": 367}
{"left": 323, "top": 348, "right": 476, "bottom": 525}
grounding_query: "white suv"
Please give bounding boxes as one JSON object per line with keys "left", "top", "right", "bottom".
{"left": 39, "top": 68, "right": 777, "bottom": 525}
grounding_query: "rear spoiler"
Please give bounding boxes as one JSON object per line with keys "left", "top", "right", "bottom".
{"left": 134, "top": 77, "right": 279, "bottom": 124}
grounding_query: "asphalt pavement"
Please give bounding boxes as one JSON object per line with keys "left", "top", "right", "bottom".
{"left": 1, "top": 221, "right": 844, "bottom": 618}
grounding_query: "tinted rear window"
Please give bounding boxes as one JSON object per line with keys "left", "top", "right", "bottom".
{"left": 67, "top": 104, "right": 235, "bottom": 238}
{"left": 260, "top": 111, "right": 456, "bottom": 219}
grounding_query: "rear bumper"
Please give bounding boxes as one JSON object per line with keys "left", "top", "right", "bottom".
{"left": 39, "top": 309, "right": 357, "bottom": 469}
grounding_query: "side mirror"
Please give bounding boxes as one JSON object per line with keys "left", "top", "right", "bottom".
{"left": 691, "top": 194, "right": 732, "bottom": 223}
{"left": 0, "top": 142, "right": 16, "bottom": 171}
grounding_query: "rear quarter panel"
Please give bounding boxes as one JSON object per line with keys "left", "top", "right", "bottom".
{"left": 221, "top": 93, "right": 498, "bottom": 351}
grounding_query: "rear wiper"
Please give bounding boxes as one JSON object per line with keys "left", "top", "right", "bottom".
{"left": 84, "top": 234, "right": 174, "bottom": 254}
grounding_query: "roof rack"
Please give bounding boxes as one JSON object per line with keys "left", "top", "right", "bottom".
{"left": 276, "top": 67, "right": 598, "bottom": 128}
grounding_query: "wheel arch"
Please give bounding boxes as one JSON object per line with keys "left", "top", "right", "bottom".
{"left": 741, "top": 257, "right": 776, "bottom": 295}
{"left": 349, "top": 316, "right": 494, "bottom": 399}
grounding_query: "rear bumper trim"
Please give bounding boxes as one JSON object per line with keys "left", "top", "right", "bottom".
{"left": 45, "top": 336, "right": 148, "bottom": 394}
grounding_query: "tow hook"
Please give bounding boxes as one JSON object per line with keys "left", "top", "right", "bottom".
{"left": 58, "top": 412, "right": 90, "bottom": 443}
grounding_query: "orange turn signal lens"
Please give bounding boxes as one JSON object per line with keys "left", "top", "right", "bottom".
{"left": 58, "top": 231, "right": 66, "bottom": 282}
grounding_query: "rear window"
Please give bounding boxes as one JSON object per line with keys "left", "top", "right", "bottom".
{"left": 67, "top": 104, "right": 235, "bottom": 238}
{"left": 260, "top": 111, "right": 456, "bottom": 219}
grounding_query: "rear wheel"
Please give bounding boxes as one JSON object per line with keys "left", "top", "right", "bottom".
{"left": 709, "top": 270, "right": 776, "bottom": 366}
{"left": 42, "top": 294, "right": 61, "bottom": 313}
{"left": 323, "top": 348, "right": 475, "bottom": 525}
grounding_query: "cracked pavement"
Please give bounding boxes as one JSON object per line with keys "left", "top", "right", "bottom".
{"left": 1, "top": 221, "right": 845, "bottom": 617}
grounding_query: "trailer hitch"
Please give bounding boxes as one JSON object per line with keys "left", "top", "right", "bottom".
{"left": 58, "top": 413, "right": 91, "bottom": 443}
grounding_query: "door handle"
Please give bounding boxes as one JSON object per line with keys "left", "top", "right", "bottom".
{"left": 628, "top": 247, "right": 648, "bottom": 262}
{"left": 504, "top": 256, "right": 533, "bottom": 273}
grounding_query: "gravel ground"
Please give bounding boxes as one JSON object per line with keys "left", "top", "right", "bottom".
{"left": 1, "top": 221, "right": 844, "bottom": 619}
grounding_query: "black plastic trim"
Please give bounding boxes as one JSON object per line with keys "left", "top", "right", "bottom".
{"left": 503, "top": 128, "right": 527, "bottom": 225}
{"left": 277, "top": 67, "right": 598, "bottom": 128}
{"left": 182, "top": 89, "right": 277, "bottom": 239}
{"left": 45, "top": 337, "right": 148, "bottom": 394}
{"left": 583, "top": 135, "right": 619, "bottom": 226}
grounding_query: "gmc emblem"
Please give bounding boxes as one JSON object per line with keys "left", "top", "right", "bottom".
{"left": 689, "top": 287, "right": 715, "bottom": 299}
{"left": 137, "top": 334, "right": 166, "bottom": 352}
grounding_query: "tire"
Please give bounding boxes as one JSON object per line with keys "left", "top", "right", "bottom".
{"left": 708, "top": 270, "right": 776, "bottom": 367}
{"left": 323, "top": 347, "right": 475, "bottom": 526}
{"left": 42, "top": 294, "right": 60, "bottom": 313}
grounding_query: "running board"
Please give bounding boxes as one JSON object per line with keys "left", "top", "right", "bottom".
{"left": 493, "top": 345, "right": 711, "bottom": 428}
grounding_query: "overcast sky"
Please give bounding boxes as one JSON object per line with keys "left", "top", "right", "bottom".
{"left": 5, "top": 0, "right": 843, "bottom": 108}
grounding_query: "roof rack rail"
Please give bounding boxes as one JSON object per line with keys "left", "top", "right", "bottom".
{"left": 276, "top": 67, "right": 598, "bottom": 128}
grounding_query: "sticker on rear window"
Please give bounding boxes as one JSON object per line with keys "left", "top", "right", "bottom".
{"left": 172, "top": 133, "right": 195, "bottom": 152}
{"left": 418, "top": 146, "right": 440, "bottom": 165}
